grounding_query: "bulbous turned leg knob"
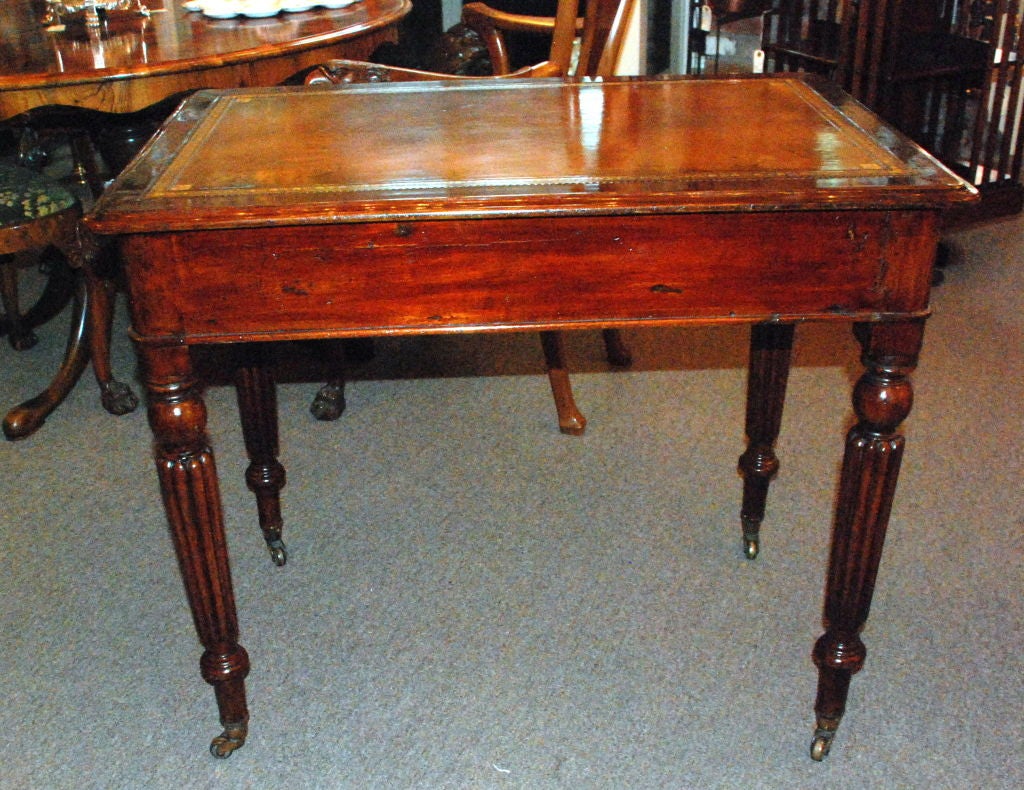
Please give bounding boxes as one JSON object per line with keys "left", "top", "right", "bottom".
{"left": 743, "top": 535, "right": 759, "bottom": 560}
{"left": 209, "top": 721, "right": 248, "bottom": 758}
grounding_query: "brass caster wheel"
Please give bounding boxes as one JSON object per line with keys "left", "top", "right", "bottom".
{"left": 310, "top": 384, "right": 345, "bottom": 421}
{"left": 743, "top": 537, "right": 759, "bottom": 560}
{"left": 267, "top": 539, "right": 287, "bottom": 567}
{"left": 209, "top": 724, "right": 247, "bottom": 758}
{"left": 810, "top": 733, "right": 833, "bottom": 761}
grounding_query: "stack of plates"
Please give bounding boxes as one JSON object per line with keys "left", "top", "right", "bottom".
{"left": 182, "top": 0, "right": 359, "bottom": 18}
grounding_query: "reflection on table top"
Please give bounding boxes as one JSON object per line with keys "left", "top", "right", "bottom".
{"left": 90, "top": 75, "right": 975, "bottom": 237}
{"left": 1, "top": 0, "right": 409, "bottom": 88}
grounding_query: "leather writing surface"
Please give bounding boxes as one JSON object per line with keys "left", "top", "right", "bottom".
{"left": 87, "top": 75, "right": 976, "bottom": 234}
{"left": 152, "top": 79, "right": 908, "bottom": 198}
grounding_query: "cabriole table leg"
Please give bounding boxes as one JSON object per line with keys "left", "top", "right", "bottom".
{"left": 810, "top": 319, "right": 924, "bottom": 760}
{"left": 142, "top": 344, "right": 251, "bottom": 757}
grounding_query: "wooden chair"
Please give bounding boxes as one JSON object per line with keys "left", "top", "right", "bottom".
{"left": 1, "top": 162, "right": 137, "bottom": 440}
{"left": 305, "top": 0, "right": 636, "bottom": 436}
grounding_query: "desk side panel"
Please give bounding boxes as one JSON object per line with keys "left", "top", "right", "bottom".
{"left": 123, "top": 211, "right": 939, "bottom": 344}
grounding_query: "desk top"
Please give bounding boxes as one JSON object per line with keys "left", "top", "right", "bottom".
{"left": 88, "top": 75, "right": 976, "bottom": 234}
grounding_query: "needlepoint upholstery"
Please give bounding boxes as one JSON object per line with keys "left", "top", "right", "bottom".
{"left": 0, "top": 163, "right": 77, "bottom": 227}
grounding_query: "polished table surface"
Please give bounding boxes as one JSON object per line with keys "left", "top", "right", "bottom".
{"left": 0, "top": 0, "right": 411, "bottom": 120}
{"left": 87, "top": 75, "right": 974, "bottom": 760}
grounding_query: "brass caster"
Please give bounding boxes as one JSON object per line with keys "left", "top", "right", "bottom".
{"left": 310, "top": 384, "right": 345, "bottom": 421}
{"left": 209, "top": 723, "right": 247, "bottom": 758}
{"left": 743, "top": 536, "right": 759, "bottom": 560}
{"left": 100, "top": 380, "right": 139, "bottom": 416}
{"left": 810, "top": 732, "right": 834, "bottom": 761}
{"left": 267, "top": 539, "right": 287, "bottom": 567}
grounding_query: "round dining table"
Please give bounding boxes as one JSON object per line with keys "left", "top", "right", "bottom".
{"left": 0, "top": 0, "right": 413, "bottom": 121}
{"left": 1, "top": 0, "right": 411, "bottom": 441}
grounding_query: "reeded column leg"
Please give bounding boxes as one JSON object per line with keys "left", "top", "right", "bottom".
{"left": 737, "top": 323, "right": 794, "bottom": 559}
{"left": 143, "top": 344, "right": 250, "bottom": 758}
{"left": 540, "top": 330, "right": 586, "bottom": 436}
{"left": 810, "top": 319, "right": 924, "bottom": 760}
{"left": 235, "top": 347, "right": 287, "bottom": 566}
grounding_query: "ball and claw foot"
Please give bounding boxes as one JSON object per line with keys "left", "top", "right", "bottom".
{"left": 100, "top": 380, "right": 139, "bottom": 415}
{"left": 810, "top": 729, "right": 835, "bottom": 761}
{"left": 310, "top": 384, "right": 345, "bottom": 421}
{"left": 267, "top": 538, "right": 287, "bottom": 567}
{"left": 209, "top": 723, "right": 247, "bottom": 758}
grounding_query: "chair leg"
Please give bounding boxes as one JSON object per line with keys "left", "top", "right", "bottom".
{"left": 309, "top": 338, "right": 375, "bottom": 421}
{"left": 1, "top": 248, "right": 78, "bottom": 343}
{"left": 83, "top": 261, "right": 138, "bottom": 415}
{"left": 540, "top": 330, "right": 586, "bottom": 436}
{"left": 3, "top": 269, "right": 90, "bottom": 440}
{"left": 311, "top": 376, "right": 346, "bottom": 421}
{"left": 310, "top": 340, "right": 347, "bottom": 421}
{"left": 1, "top": 254, "right": 38, "bottom": 351}
{"left": 602, "top": 328, "right": 632, "bottom": 367}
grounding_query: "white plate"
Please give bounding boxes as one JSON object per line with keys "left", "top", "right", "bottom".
{"left": 202, "top": 9, "right": 239, "bottom": 17}
{"left": 182, "top": 0, "right": 204, "bottom": 11}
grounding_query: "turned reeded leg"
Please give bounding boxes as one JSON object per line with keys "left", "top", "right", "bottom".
{"left": 143, "top": 345, "right": 250, "bottom": 757}
{"left": 540, "top": 330, "right": 586, "bottom": 435}
{"left": 737, "top": 323, "right": 794, "bottom": 559}
{"left": 810, "top": 319, "right": 924, "bottom": 760}
{"left": 235, "top": 348, "right": 287, "bottom": 566}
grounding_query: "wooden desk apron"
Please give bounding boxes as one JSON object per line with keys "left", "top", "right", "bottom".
{"left": 86, "top": 75, "right": 974, "bottom": 760}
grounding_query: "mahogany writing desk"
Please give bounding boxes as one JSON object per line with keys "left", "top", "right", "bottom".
{"left": 86, "top": 75, "right": 974, "bottom": 760}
